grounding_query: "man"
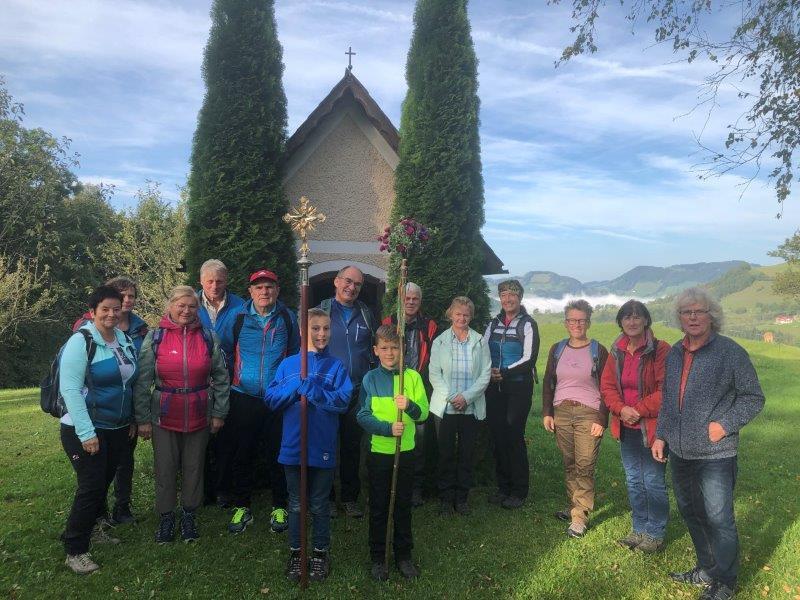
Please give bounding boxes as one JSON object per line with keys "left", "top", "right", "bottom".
{"left": 381, "top": 282, "right": 438, "bottom": 506}
{"left": 196, "top": 259, "right": 246, "bottom": 361}
{"left": 318, "top": 265, "right": 377, "bottom": 517}
{"left": 215, "top": 269, "right": 299, "bottom": 535}
{"left": 653, "top": 288, "right": 764, "bottom": 600}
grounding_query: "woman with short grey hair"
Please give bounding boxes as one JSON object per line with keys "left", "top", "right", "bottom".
{"left": 673, "top": 287, "right": 724, "bottom": 332}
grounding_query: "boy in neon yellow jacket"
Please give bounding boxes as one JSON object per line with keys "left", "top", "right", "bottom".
{"left": 357, "top": 324, "right": 428, "bottom": 581}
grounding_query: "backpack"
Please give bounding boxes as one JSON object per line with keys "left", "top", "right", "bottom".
{"left": 40, "top": 329, "right": 96, "bottom": 418}
{"left": 232, "top": 307, "right": 297, "bottom": 352}
{"left": 552, "top": 338, "right": 601, "bottom": 387}
{"left": 151, "top": 326, "right": 215, "bottom": 359}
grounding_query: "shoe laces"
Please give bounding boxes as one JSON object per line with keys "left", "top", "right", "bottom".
{"left": 74, "top": 553, "right": 95, "bottom": 568}
{"left": 181, "top": 512, "right": 197, "bottom": 537}
{"left": 287, "top": 550, "right": 302, "bottom": 572}
{"left": 231, "top": 507, "right": 249, "bottom": 524}
{"left": 310, "top": 550, "right": 328, "bottom": 575}
{"left": 271, "top": 508, "right": 287, "bottom": 524}
{"left": 158, "top": 513, "right": 175, "bottom": 538}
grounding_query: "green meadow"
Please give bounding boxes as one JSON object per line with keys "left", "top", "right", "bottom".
{"left": 1, "top": 323, "right": 798, "bottom": 599}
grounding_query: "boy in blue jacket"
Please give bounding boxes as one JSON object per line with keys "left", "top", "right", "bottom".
{"left": 265, "top": 308, "right": 352, "bottom": 582}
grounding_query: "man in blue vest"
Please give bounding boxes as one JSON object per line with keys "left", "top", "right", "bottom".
{"left": 216, "top": 269, "right": 299, "bottom": 535}
{"left": 317, "top": 265, "right": 376, "bottom": 518}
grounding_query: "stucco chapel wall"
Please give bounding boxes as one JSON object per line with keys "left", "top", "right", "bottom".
{"left": 284, "top": 101, "right": 395, "bottom": 273}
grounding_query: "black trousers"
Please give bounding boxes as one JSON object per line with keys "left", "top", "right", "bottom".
{"left": 112, "top": 432, "right": 137, "bottom": 508}
{"left": 435, "top": 413, "right": 479, "bottom": 503}
{"left": 368, "top": 450, "right": 414, "bottom": 563}
{"left": 215, "top": 390, "right": 287, "bottom": 508}
{"left": 61, "top": 425, "right": 129, "bottom": 555}
{"left": 486, "top": 380, "right": 533, "bottom": 499}
{"left": 332, "top": 386, "right": 364, "bottom": 503}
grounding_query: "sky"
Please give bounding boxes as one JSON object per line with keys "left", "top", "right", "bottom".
{"left": 1, "top": 0, "right": 797, "bottom": 282}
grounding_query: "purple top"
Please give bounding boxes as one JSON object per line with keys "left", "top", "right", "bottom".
{"left": 553, "top": 344, "right": 601, "bottom": 411}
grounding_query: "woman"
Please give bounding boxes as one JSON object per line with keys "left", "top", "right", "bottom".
{"left": 59, "top": 286, "right": 138, "bottom": 574}
{"left": 542, "top": 299, "right": 608, "bottom": 538}
{"left": 600, "top": 300, "right": 670, "bottom": 553}
{"left": 428, "top": 297, "right": 491, "bottom": 516}
{"left": 653, "top": 289, "right": 764, "bottom": 599}
{"left": 73, "top": 276, "right": 148, "bottom": 525}
{"left": 133, "top": 286, "right": 229, "bottom": 544}
{"left": 483, "top": 279, "right": 540, "bottom": 509}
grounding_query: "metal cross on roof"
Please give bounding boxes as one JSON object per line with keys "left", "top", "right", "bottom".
{"left": 346, "top": 46, "right": 356, "bottom": 71}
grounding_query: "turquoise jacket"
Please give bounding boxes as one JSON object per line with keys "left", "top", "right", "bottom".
{"left": 428, "top": 327, "right": 492, "bottom": 420}
{"left": 59, "top": 322, "right": 138, "bottom": 442}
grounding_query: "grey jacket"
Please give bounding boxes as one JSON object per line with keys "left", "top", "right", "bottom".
{"left": 657, "top": 333, "right": 764, "bottom": 460}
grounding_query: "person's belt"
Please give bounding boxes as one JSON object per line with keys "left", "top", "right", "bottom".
{"left": 156, "top": 384, "right": 210, "bottom": 394}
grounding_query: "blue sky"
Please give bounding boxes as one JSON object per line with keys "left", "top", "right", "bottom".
{"left": 1, "top": 0, "right": 797, "bottom": 281}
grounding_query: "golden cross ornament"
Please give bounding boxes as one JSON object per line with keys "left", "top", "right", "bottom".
{"left": 283, "top": 196, "right": 326, "bottom": 259}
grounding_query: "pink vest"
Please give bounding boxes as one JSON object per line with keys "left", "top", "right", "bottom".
{"left": 155, "top": 317, "right": 212, "bottom": 432}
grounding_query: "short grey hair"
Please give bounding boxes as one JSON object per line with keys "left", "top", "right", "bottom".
{"left": 200, "top": 259, "right": 228, "bottom": 278}
{"left": 675, "top": 287, "right": 724, "bottom": 333}
{"left": 564, "top": 299, "right": 593, "bottom": 320}
{"left": 445, "top": 296, "right": 474, "bottom": 320}
{"left": 165, "top": 285, "right": 198, "bottom": 313}
{"left": 405, "top": 282, "right": 422, "bottom": 298}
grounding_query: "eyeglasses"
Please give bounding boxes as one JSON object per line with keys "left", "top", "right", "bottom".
{"left": 679, "top": 309, "right": 710, "bottom": 318}
{"left": 337, "top": 276, "right": 363, "bottom": 290}
{"left": 565, "top": 318, "right": 589, "bottom": 325}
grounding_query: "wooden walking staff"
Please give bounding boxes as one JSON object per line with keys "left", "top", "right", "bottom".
{"left": 283, "top": 197, "right": 326, "bottom": 589}
{"left": 384, "top": 258, "right": 408, "bottom": 571}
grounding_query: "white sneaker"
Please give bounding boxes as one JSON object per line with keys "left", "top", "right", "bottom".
{"left": 65, "top": 552, "right": 100, "bottom": 574}
{"left": 91, "top": 523, "right": 120, "bottom": 545}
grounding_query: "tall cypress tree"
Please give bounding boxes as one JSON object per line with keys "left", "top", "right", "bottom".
{"left": 390, "top": 0, "right": 488, "bottom": 327}
{"left": 187, "top": 0, "right": 297, "bottom": 305}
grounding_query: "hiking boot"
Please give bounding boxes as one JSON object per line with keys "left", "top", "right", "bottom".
{"left": 111, "top": 503, "right": 135, "bottom": 525}
{"left": 343, "top": 501, "right": 364, "bottom": 519}
{"left": 180, "top": 509, "right": 198, "bottom": 543}
{"left": 618, "top": 531, "right": 646, "bottom": 550}
{"left": 554, "top": 509, "right": 571, "bottom": 522}
{"left": 566, "top": 522, "right": 587, "bottom": 538}
{"left": 90, "top": 523, "right": 120, "bottom": 545}
{"left": 155, "top": 512, "right": 176, "bottom": 544}
{"left": 396, "top": 558, "right": 420, "bottom": 579}
{"left": 227, "top": 507, "right": 253, "bottom": 534}
{"left": 329, "top": 500, "right": 338, "bottom": 519}
{"left": 411, "top": 488, "right": 424, "bottom": 507}
{"left": 636, "top": 534, "right": 665, "bottom": 553}
{"left": 699, "top": 582, "right": 736, "bottom": 600}
{"left": 669, "top": 566, "right": 714, "bottom": 587}
{"left": 309, "top": 548, "right": 331, "bottom": 581}
{"left": 487, "top": 490, "right": 507, "bottom": 505}
{"left": 501, "top": 496, "right": 524, "bottom": 509}
{"left": 438, "top": 501, "right": 454, "bottom": 517}
{"left": 371, "top": 562, "right": 389, "bottom": 582}
{"left": 65, "top": 552, "right": 99, "bottom": 575}
{"left": 455, "top": 502, "right": 471, "bottom": 516}
{"left": 270, "top": 507, "right": 288, "bottom": 533}
{"left": 286, "top": 548, "right": 302, "bottom": 582}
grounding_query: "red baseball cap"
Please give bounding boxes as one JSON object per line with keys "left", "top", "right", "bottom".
{"left": 248, "top": 269, "right": 279, "bottom": 284}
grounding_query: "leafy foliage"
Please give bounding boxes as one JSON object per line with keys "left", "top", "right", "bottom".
{"left": 553, "top": 0, "right": 799, "bottom": 210}
{"left": 389, "top": 0, "right": 490, "bottom": 328}
{"left": 186, "top": 0, "right": 297, "bottom": 303}
{"left": 769, "top": 230, "right": 800, "bottom": 300}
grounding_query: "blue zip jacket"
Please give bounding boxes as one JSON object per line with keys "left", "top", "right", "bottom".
{"left": 319, "top": 298, "right": 376, "bottom": 386}
{"left": 265, "top": 348, "right": 353, "bottom": 468}
{"left": 232, "top": 299, "right": 300, "bottom": 398}
{"left": 59, "top": 322, "right": 138, "bottom": 442}
{"left": 483, "top": 307, "right": 540, "bottom": 384}
{"left": 197, "top": 290, "right": 246, "bottom": 362}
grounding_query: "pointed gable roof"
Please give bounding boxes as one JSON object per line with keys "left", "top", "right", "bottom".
{"left": 286, "top": 69, "right": 399, "bottom": 162}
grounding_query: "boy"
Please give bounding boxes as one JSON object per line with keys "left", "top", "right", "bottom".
{"left": 357, "top": 324, "right": 429, "bottom": 581}
{"left": 265, "top": 308, "right": 353, "bottom": 582}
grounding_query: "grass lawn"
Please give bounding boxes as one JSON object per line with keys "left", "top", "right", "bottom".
{"left": 1, "top": 323, "right": 798, "bottom": 599}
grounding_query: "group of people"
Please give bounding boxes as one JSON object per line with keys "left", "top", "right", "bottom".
{"left": 55, "top": 262, "right": 764, "bottom": 600}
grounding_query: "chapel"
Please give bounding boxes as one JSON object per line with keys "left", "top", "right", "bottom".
{"left": 283, "top": 68, "right": 505, "bottom": 315}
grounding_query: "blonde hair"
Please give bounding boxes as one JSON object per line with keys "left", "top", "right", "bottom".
{"left": 165, "top": 285, "right": 198, "bottom": 312}
{"left": 445, "top": 296, "right": 474, "bottom": 321}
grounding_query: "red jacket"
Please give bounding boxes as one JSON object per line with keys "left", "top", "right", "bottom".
{"left": 153, "top": 316, "right": 213, "bottom": 432}
{"left": 601, "top": 331, "right": 670, "bottom": 447}
{"left": 381, "top": 314, "right": 438, "bottom": 375}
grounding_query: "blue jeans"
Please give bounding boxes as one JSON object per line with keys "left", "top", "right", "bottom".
{"left": 285, "top": 465, "right": 334, "bottom": 551}
{"left": 671, "top": 453, "right": 739, "bottom": 588}
{"left": 620, "top": 427, "right": 668, "bottom": 539}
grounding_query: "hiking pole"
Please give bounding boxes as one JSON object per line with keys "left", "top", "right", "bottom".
{"left": 385, "top": 258, "right": 408, "bottom": 572}
{"left": 284, "top": 197, "right": 326, "bottom": 590}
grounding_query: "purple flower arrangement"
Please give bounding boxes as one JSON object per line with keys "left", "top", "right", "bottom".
{"left": 377, "top": 217, "right": 431, "bottom": 257}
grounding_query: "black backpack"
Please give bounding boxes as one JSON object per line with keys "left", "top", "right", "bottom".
{"left": 40, "top": 329, "right": 96, "bottom": 418}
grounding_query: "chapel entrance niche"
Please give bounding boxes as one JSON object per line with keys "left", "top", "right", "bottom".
{"left": 309, "top": 272, "right": 385, "bottom": 321}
